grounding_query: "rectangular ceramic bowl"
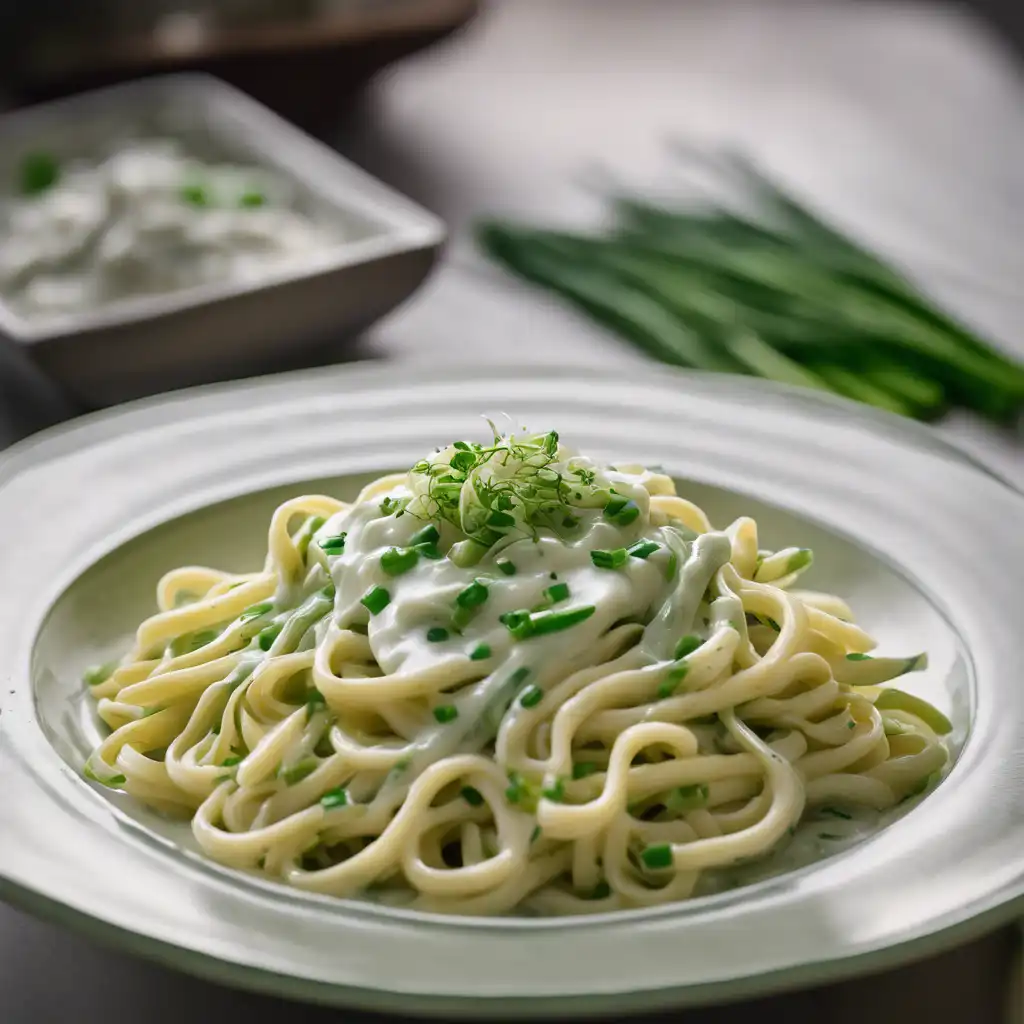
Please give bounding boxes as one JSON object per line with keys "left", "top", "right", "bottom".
{"left": 0, "top": 74, "right": 446, "bottom": 407}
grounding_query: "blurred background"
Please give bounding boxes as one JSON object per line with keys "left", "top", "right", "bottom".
{"left": 1, "top": 1, "right": 1023, "bottom": 1021}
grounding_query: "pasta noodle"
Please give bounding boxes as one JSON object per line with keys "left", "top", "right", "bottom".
{"left": 83, "top": 427, "right": 950, "bottom": 915}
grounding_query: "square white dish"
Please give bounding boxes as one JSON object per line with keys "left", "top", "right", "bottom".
{"left": 0, "top": 74, "right": 446, "bottom": 406}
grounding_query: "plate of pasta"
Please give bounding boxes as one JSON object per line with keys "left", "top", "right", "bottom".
{"left": 0, "top": 362, "right": 1021, "bottom": 1016}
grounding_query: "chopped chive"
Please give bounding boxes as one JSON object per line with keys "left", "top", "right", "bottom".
{"left": 222, "top": 755, "right": 243, "bottom": 767}
{"left": 496, "top": 558, "right": 517, "bottom": 576}
{"left": 666, "top": 783, "right": 709, "bottom": 813}
{"left": 361, "top": 586, "right": 390, "bottom": 615}
{"left": 410, "top": 524, "right": 440, "bottom": 547}
{"left": 469, "top": 643, "right": 492, "bottom": 661}
{"left": 604, "top": 496, "right": 641, "bottom": 526}
{"left": 572, "top": 761, "right": 598, "bottom": 780}
{"left": 657, "top": 664, "right": 688, "bottom": 700}
{"left": 19, "top": 151, "right": 60, "bottom": 195}
{"left": 414, "top": 542, "right": 443, "bottom": 559}
{"left": 519, "top": 684, "right": 543, "bottom": 708}
{"left": 180, "top": 182, "right": 209, "bottom": 206}
{"left": 542, "top": 778, "right": 565, "bottom": 802}
{"left": 544, "top": 582, "right": 570, "bottom": 603}
{"left": 847, "top": 720, "right": 856, "bottom": 730}
{"left": 257, "top": 624, "right": 282, "bottom": 651}
{"left": 529, "top": 605, "right": 596, "bottom": 636}
{"left": 665, "top": 550, "right": 679, "bottom": 580}
{"left": 501, "top": 609, "right": 535, "bottom": 640}
{"left": 240, "top": 601, "right": 273, "bottom": 621}
{"left": 380, "top": 546, "right": 418, "bottom": 576}
{"left": 461, "top": 786, "right": 484, "bottom": 806}
{"left": 673, "top": 634, "right": 703, "bottom": 660}
{"left": 456, "top": 579, "right": 489, "bottom": 609}
{"left": 846, "top": 652, "right": 872, "bottom": 661}
{"left": 280, "top": 759, "right": 317, "bottom": 785}
{"left": 318, "top": 534, "right": 347, "bottom": 555}
{"left": 320, "top": 787, "right": 348, "bottom": 809}
{"left": 591, "top": 547, "right": 629, "bottom": 570}
{"left": 640, "top": 844, "right": 674, "bottom": 870}
{"left": 433, "top": 704, "right": 459, "bottom": 723}
{"left": 426, "top": 626, "right": 449, "bottom": 643}
{"left": 83, "top": 661, "right": 117, "bottom": 687}
{"left": 628, "top": 540, "right": 660, "bottom": 559}
{"left": 239, "top": 189, "right": 266, "bottom": 208}
{"left": 509, "top": 666, "right": 531, "bottom": 686}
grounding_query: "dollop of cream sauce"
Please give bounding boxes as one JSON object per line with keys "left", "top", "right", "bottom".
{"left": 0, "top": 139, "right": 339, "bottom": 320}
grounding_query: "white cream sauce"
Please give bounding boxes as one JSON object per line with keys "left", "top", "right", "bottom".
{"left": 0, "top": 138, "right": 338, "bottom": 319}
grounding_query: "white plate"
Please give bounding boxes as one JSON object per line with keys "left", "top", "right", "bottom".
{"left": 0, "top": 363, "right": 1021, "bottom": 1017}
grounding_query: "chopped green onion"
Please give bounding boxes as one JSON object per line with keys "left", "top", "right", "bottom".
{"left": 509, "top": 666, "right": 531, "bottom": 686}
{"left": 461, "top": 786, "right": 484, "bottom": 806}
{"left": 361, "top": 586, "right": 390, "bottom": 615}
{"left": 544, "top": 582, "right": 570, "bottom": 603}
{"left": 306, "top": 689, "right": 327, "bottom": 713}
{"left": 426, "top": 626, "right": 449, "bottom": 643}
{"left": 321, "top": 582, "right": 336, "bottom": 600}
{"left": 572, "top": 761, "right": 599, "bottom": 780}
{"left": 318, "top": 534, "right": 347, "bottom": 555}
{"left": 180, "top": 182, "right": 208, "bottom": 206}
{"left": 542, "top": 778, "right": 565, "bottom": 802}
{"left": 433, "top": 704, "right": 459, "bottom": 723}
{"left": 530, "top": 825, "right": 542, "bottom": 843}
{"left": 469, "top": 643, "right": 492, "bottom": 661}
{"left": 239, "top": 189, "right": 266, "bottom": 208}
{"left": 320, "top": 787, "right": 348, "bottom": 809}
{"left": 673, "top": 634, "right": 702, "bottom": 659}
{"left": 846, "top": 652, "right": 872, "bottom": 661}
{"left": 380, "top": 547, "right": 418, "bottom": 576}
{"left": 83, "top": 661, "right": 117, "bottom": 687}
{"left": 640, "top": 844, "right": 674, "bottom": 870}
{"left": 496, "top": 558, "right": 517, "bottom": 576}
{"left": 657, "top": 663, "right": 688, "bottom": 699}
{"left": 240, "top": 601, "right": 273, "bottom": 621}
{"left": 591, "top": 547, "right": 629, "bottom": 569}
{"left": 665, "top": 550, "right": 679, "bottom": 580}
{"left": 257, "top": 624, "right": 282, "bottom": 651}
{"left": 519, "top": 684, "right": 543, "bottom": 708}
{"left": 222, "top": 755, "right": 243, "bottom": 767}
{"left": 604, "top": 496, "right": 640, "bottom": 526}
{"left": 456, "top": 579, "right": 489, "bottom": 609}
{"left": 280, "top": 759, "right": 317, "bottom": 786}
{"left": 587, "top": 880, "right": 612, "bottom": 900}
{"left": 666, "top": 783, "right": 709, "bottom": 813}
{"left": 19, "top": 151, "right": 60, "bottom": 195}
{"left": 410, "top": 524, "right": 440, "bottom": 547}
{"left": 414, "top": 542, "right": 443, "bottom": 559}
{"left": 628, "top": 540, "right": 660, "bottom": 559}
{"left": 500, "top": 609, "right": 534, "bottom": 640}
{"left": 529, "top": 605, "right": 596, "bottom": 636}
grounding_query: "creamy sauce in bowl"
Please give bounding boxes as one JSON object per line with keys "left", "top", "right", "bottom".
{"left": 0, "top": 139, "right": 342, "bottom": 320}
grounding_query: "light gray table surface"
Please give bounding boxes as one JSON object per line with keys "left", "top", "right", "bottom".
{"left": 1, "top": 2, "right": 1022, "bottom": 1021}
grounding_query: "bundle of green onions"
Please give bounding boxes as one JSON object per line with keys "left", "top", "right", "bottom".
{"left": 477, "top": 151, "right": 1024, "bottom": 422}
